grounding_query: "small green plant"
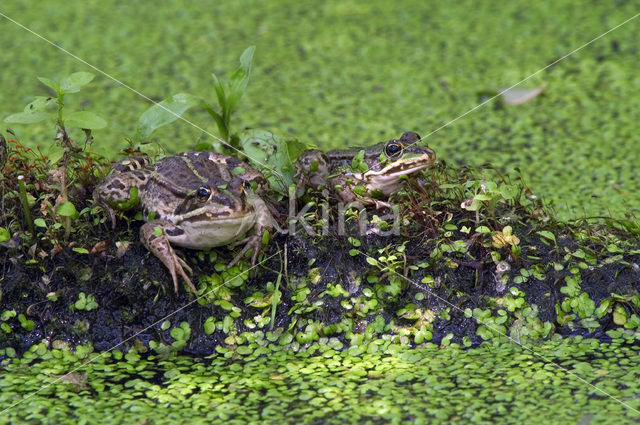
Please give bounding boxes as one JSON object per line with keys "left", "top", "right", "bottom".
{"left": 134, "top": 46, "right": 254, "bottom": 149}
{"left": 170, "top": 321, "right": 191, "bottom": 349}
{"left": 3, "top": 72, "right": 107, "bottom": 241}
{"left": 4, "top": 72, "right": 106, "bottom": 134}
{"left": 18, "top": 314, "right": 35, "bottom": 331}
{"left": 365, "top": 242, "right": 411, "bottom": 297}
{"left": 70, "top": 292, "right": 99, "bottom": 311}
{"left": 132, "top": 47, "right": 309, "bottom": 195}
{"left": 1, "top": 310, "right": 17, "bottom": 333}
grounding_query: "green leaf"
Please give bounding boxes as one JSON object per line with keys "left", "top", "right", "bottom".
{"left": 24, "top": 96, "right": 56, "bottom": 112}
{"left": 238, "top": 129, "right": 294, "bottom": 194}
{"left": 72, "top": 247, "right": 89, "bottom": 254}
{"left": 210, "top": 73, "right": 227, "bottom": 112}
{"left": 60, "top": 72, "right": 95, "bottom": 93}
{"left": 203, "top": 318, "right": 216, "bottom": 335}
{"left": 170, "top": 327, "right": 184, "bottom": 340}
{"left": 350, "top": 150, "right": 369, "bottom": 173}
{"left": 0, "top": 227, "right": 9, "bottom": 242}
{"left": 201, "top": 104, "right": 228, "bottom": 141}
{"left": 135, "top": 93, "right": 200, "bottom": 141}
{"left": 194, "top": 142, "right": 214, "bottom": 152}
{"left": 4, "top": 111, "right": 51, "bottom": 124}
{"left": 499, "top": 184, "right": 519, "bottom": 200}
{"left": 34, "top": 218, "right": 47, "bottom": 228}
{"left": 56, "top": 201, "right": 78, "bottom": 218}
{"left": 537, "top": 231, "right": 556, "bottom": 243}
{"left": 286, "top": 138, "right": 307, "bottom": 163}
{"left": 65, "top": 111, "right": 107, "bottom": 129}
{"left": 37, "top": 77, "right": 60, "bottom": 93}
{"left": 226, "top": 46, "right": 255, "bottom": 113}
{"left": 366, "top": 257, "right": 379, "bottom": 266}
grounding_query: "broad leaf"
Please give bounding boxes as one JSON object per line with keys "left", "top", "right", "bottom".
{"left": 4, "top": 111, "right": 51, "bottom": 124}
{"left": 239, "top": 129, "right": 312, "bottom": 195}
{"left": 57, "top": 201, "right": 79, "bottom": 219}
{"left": 23, "top": 96, "right": 56, "bottom": 112}
{"left": 0, "top": 227, "right": 10, "bottom": 242}
{"left": 37, "top": 77, "right": 60, "bottom": 93}
{"left": 135, "top": 93, "right": 200, "bottom": 141}
{"left": 65, "top": 111, "right": 107, "bottom": 129}
{"left": 286, "top": 138, "right": 308, "bottom": 163}
{"left": 60, "top": 72, "right": 95, "bottom": 94}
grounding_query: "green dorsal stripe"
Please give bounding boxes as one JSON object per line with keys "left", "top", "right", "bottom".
{"left": 180, "top": 155, "right": 207, "bottom": 183}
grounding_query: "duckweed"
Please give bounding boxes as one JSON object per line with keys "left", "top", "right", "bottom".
{"left": 2, "top": 339, "right": 640, "bottom": 424}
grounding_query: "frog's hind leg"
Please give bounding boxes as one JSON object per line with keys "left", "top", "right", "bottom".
{"left": 140, "top": 219, "right": 197, "bottom": 295}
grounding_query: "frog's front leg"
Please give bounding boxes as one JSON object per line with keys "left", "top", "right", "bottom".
{"left": 228, "top": 194, "right": 274, "bottom": 267}
{"left": 140, "top": 219, "right": 197, "bottom": 295}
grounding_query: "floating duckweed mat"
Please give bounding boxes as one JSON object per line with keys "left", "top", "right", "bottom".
{"left": 1, "top": 339, "right": 640, "bottom": 424}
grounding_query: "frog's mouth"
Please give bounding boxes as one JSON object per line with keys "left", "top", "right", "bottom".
{"left": 360, "top": 153, "right": 434, "bottom": 196}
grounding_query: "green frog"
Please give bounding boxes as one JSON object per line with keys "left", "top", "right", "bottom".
{"left": 93, "top": 152, "right": 274, "bottom": 295}
{"left": 294, "top": 131, "right": 436, "bottom": 204}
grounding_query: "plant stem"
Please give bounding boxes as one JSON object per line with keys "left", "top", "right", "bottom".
{"left": 17, "top": 175, "right": 35, "bottom": 235}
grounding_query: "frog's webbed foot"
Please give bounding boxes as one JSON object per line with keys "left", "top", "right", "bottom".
{"left": 228, "top": 233, "right": 262, "bottom": 268}
{"left": 140, "top": 220, "right": 197, "bottom": 295}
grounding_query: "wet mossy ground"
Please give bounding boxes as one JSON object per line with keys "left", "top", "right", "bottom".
{"left": 2, "top": 161, "right": 640, "bottom": 358}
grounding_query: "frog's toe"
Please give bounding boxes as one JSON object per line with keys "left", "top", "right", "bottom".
{"left": 141, "top": 221, "right": 198, "bottom": 295}
{"left": 228, "top": 234, "right": 262, "bottom": 268}
{"left": 94, "top": 198, "right": 117, "bottom": 228}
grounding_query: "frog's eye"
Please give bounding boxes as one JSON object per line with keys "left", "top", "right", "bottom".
{"left": 196, "top": 185, "right": 211, "bottom": 200}
{"left": 384, "top": 141, "right": 403, "bottom": 159}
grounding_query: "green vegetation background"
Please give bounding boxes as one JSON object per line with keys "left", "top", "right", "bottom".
{"left": 2, "top": 1, "right": 639, "bottom": 220}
